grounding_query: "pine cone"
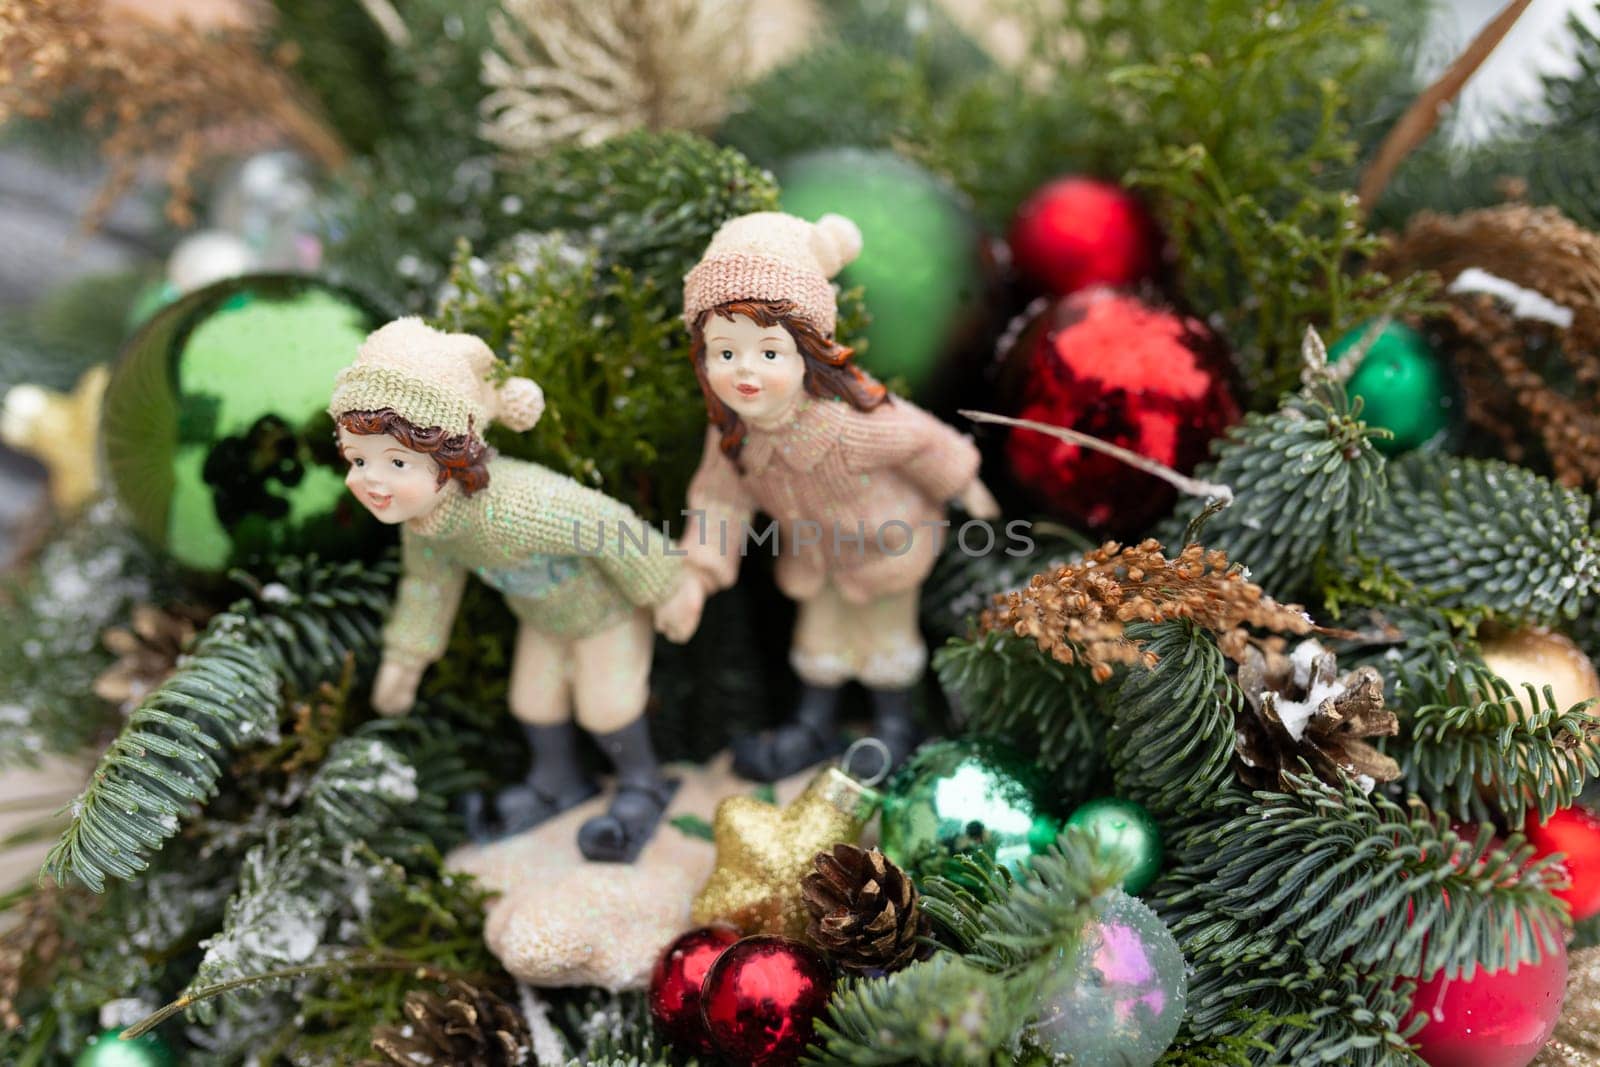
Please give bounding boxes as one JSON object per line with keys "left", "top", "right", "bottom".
{"left": 802, "top": 844, "right": 929, "bottom": 974}
{"left": 1234, "top": 639, "right": 1401, "bottom": 792}
{"left": 93, "top": 602, "right": 208, "bottom": 710}
{"left": 369, "top": 977, "right": 530, "bottom": 1067}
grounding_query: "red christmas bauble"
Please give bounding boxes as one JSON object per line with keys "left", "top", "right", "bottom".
{"left": 701, "top": 936, "right": 833, "bottom": 1066}
{"left": 1003, "top": 288, "right": 1240, "bottom": 532}
{"left": 1409, "top": 938, "right": 1568, "bottom": 1067}
{"left": 1524, "top": 805, "right": 1600, "bottom": 921}
{"left": 1008, "top": 177, "right": 1160, "bottom": 296}
{"left": 648, "top": 925, "right": 741, "bottom": 1054}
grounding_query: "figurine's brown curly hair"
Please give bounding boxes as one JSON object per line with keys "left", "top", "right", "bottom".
{"left": 336, "top": 408, "right": 493, "bottom": 495}
{"left": 690, "top": 299, "right": 888, "bottom": 466}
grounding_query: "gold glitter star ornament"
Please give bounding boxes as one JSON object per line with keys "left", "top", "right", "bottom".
{"left": 0, "top": 365, "right": 110, "bottom": 514}
{"left": 693, "top": 765, "right": 880, "bottom": 939}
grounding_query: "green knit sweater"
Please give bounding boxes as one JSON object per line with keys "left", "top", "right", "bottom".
{"left": 383, "top": 456, "right": 682, "bottom": 664}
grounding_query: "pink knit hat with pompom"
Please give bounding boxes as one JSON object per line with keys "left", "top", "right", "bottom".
{"left": 329, "top": 317, "right": 543, "bottom": 436}
{"left": 683, "top": 211, "right": 862, "bottom": 337}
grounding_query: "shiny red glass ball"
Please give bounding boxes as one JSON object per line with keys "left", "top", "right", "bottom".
{"left": 647, "top": 925, "right": 741, "bottom": 1054}
{"left": 1003, "top": 288, "right": 1239, "bottom": 532}
{"left": 1524, "top": 805, "right": 1600, "bottom": 922}
{"left": 701, "top": 936, "right": 833, "bottom": 1066}
{"left": 1409, "top": 938, "right": 1568, "bottom": 1067}
{"left": 1008, "top": 176, "right": 1160, "bottom": 296}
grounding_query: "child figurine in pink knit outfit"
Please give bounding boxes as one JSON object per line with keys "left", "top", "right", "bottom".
{"left": 331, "top": 318, "right": 699, "bottom": 862}
{"left": 655, "top": 212, "right": 999, "bottom": 781}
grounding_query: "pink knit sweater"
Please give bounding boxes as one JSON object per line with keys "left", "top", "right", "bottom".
{"left": 682, "top": 396, "right": 981, "bottom": 603}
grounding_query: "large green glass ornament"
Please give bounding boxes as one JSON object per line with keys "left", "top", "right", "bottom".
{"left": 101, "top": 274, "right": 387, "bottom": 572}
{"left": 1329, "top": 321, "right": 1453, "bottom": 455}
{"left": 879, "top": 738, "right": 1062, "bottom": 878}
{"left": 1065, "top": 797, "right": 1163, "bottom": 895}
{"left": 777, "top": 148, "right": 983, "bottom": 396}
{"left": 1028, "top": 890, "right": 1187, "bottom": 1067}
{"left": 74, "top": 1028, "right": 177, "bottom": 1067}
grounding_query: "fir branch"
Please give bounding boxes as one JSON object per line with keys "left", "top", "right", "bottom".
{"left": 1166, "top": 377, "right": 1387, "bottom": 602}
{"left": 43, "top": 558, "right": 392, "bottom": 893}
{"left": 1109, "top": 621, "right": 1247, "bottom": 820}
{"left": 932, "top": 828, "right": 1131, "bottom": 975}
{"left": 1389, "top": 653, "right": 1600, "bottom": 824}
{"left": 1358, "top": 453, "right": 1600, "bottom": 626}
{"left": 931, "top": 632, "right": 1104, "bottom": 790}
{"left": 1162, "top": 776, "right": 1568, "bottom": 983}
{"left": 809, "top": 955, "right": 1027, "bottom": 1067}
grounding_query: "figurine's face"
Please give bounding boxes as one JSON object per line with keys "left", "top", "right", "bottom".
{"left": 703, "top": 313, "right": 807, "bottom": 426}
{"left": 337, "top": 428, "right": 442, "bottom": 524}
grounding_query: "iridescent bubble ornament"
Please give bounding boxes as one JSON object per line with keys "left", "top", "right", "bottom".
{"left": 879, "top": 738, "right": 1062, "bottom": 879}
{"left": 1027, "top": 890, "right": 1188, "bottom": 1067}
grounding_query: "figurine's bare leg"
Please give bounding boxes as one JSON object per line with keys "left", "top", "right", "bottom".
{"left": 732, "top": 585, "right": 851, "bottom": 782}
{"left": 492, "top": 622, "right": 597, "bottom": 838}
{"left": 571, "top": 610, "right": 676, "bottom": 863}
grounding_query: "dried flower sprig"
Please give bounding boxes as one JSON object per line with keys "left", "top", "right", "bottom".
{"left": 980, "top": 540, "right": 1315, "bottom": 681}
{"left": 0, "top": 0, "right": 345, "bottom": 227}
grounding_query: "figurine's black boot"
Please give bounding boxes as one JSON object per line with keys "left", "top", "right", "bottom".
{"left": 470, "top": 721, "right": 599, "bottom": 843}
{"left": 852, "top": 685, "right": 923, "bottom": 782}
{"left": 578, "top": 717, "right": 678, "bottom": 863}
{"left": 731, "top": 683, "right": 847, "bottom": 782}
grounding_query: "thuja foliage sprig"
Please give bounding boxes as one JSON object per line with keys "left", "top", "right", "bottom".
{"left": 1356, "top": 453, "right": 1600, "bottom": 626}
{"left": 44, "top": 557, "right": 392, "bottom": 892}
{"left": 1160, "top": 776, "right": 1569, "bottom": 985}
{"left": 1168, "top": 369, "right": 1388, "bottom": 602}
{"left": 499, "top": 130, "right": 780, "bottom": 312}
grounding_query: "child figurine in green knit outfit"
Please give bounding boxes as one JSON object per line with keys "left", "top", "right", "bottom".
{"left": 330, "top": 317, "right": 700, "bottom": 862}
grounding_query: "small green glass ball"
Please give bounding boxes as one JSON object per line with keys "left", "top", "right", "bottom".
{"left": 777, "top": 148, "right": 983, "bottom": 396}
{"left": 74, "top": 1028, "right": 176, "bottom": 1067}
{"left": 879, "top": 738, "right": 1062, "bottom": 879}
{"left": 1064, "top": 797, "right": 1163, "bottom": 895}
{"left": 101, "top": 273, "right": 388, "bottom": 573}
{"left": 1329, "top": 321, "right": 1453, "bottom": 455}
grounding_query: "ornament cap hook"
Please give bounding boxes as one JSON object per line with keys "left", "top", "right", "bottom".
{"left": 841, "top": 737, "right": 893, "bottom": 787}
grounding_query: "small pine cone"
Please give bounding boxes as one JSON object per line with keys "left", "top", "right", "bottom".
{"left": 801, "top": 844, "right": 930, "bottom": 974}
{"left": 369, "top": 977, "right": 530, "bottom": 1067}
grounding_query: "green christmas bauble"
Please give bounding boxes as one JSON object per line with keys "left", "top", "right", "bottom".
{"left": 74, "top": 1028, "right": 176, "bottom": 1067}
{"left": 777, "top": 148, "right": 983, "bottom": 395}
{"left": 1028, "top": 890, "right": 1187, "bottom": 1067}
{"left": 1329, "top": 321, "right": 1453, "bottom": 455}
{"left": 101, "top": 273, "right": 387, "bottom": 572}
{"left": 879, "top": 738, "right": 1062, "bottom": 878}
{"left": 1065, "top": 797, "right": 1163, "bottom": 895}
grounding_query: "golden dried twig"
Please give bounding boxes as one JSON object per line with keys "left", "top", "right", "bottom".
{"left": 0, "top": 0, "right": 345, "bottom": 227}
{"left": 980, "top": 540, "right": 1315, "bottom": 681}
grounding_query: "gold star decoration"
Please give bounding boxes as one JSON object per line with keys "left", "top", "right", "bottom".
{"left": 0, "top": 365, "right": 110, "bottom": 514}
{"left": 692, "top": 766, "right": 879, "bottom": 940}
